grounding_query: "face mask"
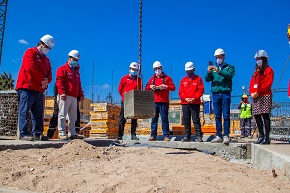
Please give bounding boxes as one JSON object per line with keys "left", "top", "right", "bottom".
{"left": 216, "top": 58, "right": 223, "bottom": 65}
{"left": 41, "top": 47, "right": 50, "bottom": 55}
{"left": 129, "top": 70, "right": 138, "bottom": 76}
{"left": 256, "top": 59, "right": 263, "bottom": 67}
{"left": 186, "top": 71, "right": 194, "bottom": 77}
{"left": 155, "top": 69, "right": 162, "bottom": 75}
{"left": 70, "top": 60, "right": 78, "bottom": 68}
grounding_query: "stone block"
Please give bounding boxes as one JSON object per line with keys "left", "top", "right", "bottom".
{"left": 124, "top": 90, "right": 155, "bottom": 119}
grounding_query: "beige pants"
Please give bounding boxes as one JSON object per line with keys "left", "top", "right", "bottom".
{"left": 57, "top": 95, "right": 77, "bottom": 136}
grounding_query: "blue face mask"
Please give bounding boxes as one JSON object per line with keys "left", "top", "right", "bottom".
{"left": 70, "top": 60, "right": 78, "bottom": 68}
{"left": 129, "top": 70, "right": 138, "bottom": 76}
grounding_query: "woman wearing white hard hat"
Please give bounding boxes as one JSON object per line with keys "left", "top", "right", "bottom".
{"left": 15, "top": 34, "right": 55, "bottom": 141}
{"left": 179, "top": 62, "right": 204, "bottom": 142}
{"left": 56, "top": 50, "right": 84, "bottom": 140}
{"left": 249, "top": 50, "right": 274, "bottom": 145}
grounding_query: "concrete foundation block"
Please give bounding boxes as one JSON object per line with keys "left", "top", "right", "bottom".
{"left": 124, "top": 90, "right": 155, "bottom": 119}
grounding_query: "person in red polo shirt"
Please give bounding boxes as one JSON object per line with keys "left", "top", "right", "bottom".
{"left": 179, "top": 62, "right": 204, "bottom": 142}
{"left": 16, "top": 34, "right": 54, "bottom": 141}
{"left": 249, "top": 50, "right": 274, "bottom": 145}
{"left": 117, "top": 62, "right": 142, "bottom": 140}
{"left": 145, "top": 61, "right": 176, "bottom": 141}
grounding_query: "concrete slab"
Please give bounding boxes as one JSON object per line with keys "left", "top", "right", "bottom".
{"left": 251, "top": 142, "right": 290, "bottom": 179}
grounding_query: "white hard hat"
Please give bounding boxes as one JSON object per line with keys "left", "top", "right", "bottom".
{"left": 254, "top": 50, "right": 269, "bottom": 58}
{"left": 184, "top": 61, "right": 194, "bottom": 70}
{"left": 68, "top": 50, "right": 80, "bottom": 59}
{"left": 214, "top": 48, "right": 225, "bottom": 56}
{"left": 40, "top": 34, "right": 54, "bottom": 48}
{"left": 153, "top": 61, "right": 162, "bottom": 68}
{"left": 129, "top": 62, "right": 138, "bottom": 69}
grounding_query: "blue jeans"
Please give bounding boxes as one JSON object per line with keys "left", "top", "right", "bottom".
{"left": 17, "top": 89, "right": 44, "bottom": 137}
{"left": 212, "top": 92, "right": 231, "bottom": 138}
{"left": 151, "top": 102, "right": 169, "bottom": 138}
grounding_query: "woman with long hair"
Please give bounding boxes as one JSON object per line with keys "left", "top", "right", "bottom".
{"left": 249, "top": 50, "right": 274, "bottom": 144}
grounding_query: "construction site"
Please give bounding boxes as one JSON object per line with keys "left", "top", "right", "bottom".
{"left": 0, "top": 0, "right": 290, "bottom": 193}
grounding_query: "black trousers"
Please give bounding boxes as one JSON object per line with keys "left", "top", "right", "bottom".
{"left": 47, "top": 98, "right": 80, "bottom": 138}
{"left": 182, "top": 104, "right": 202, "bottom": 137}
{"left": 118, "top": 101, "right": 137, "bottom": 137}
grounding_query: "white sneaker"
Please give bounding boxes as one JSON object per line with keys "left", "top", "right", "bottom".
{"left": 211, "top": 136, "right": 222, "bottom": 143}
{"left": 223, "top": 136, "right": 230, "bottom": 144}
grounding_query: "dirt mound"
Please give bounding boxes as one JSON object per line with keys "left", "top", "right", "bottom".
{"left": 0, "top": 142, "right": 289, "bottom": 193}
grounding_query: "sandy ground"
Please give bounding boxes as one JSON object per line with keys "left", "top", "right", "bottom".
{"left": 0, "top": 140, "right": 289, "bottom": 193}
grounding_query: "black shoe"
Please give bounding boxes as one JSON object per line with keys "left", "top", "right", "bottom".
{"left": 181, "top": 137, "right": 191, "bottom": 142}
{"left": 195, "top": 136, "right": 203, "bottom": 142}
{"left": 116, "top": 136, "right": 122, "bottom": 140}
{"left": 260, "top": 138, "right": 270, "bottom": 145}
{"left": 131, "top": 136, "right": 139, "bottom": 140}
{"left": 254, "top": 137, "right": 264, "bottom": 144}
{"left": 21, "top": 136, "right": 34, "bottom": 141}
{"left": 34, "top": 135, "right": 49, "bottom": 141}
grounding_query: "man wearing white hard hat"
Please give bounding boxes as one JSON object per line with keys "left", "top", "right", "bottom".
{"left": 205, "top": 48, "right": 235, "bottom": 144}
{"left": 179, "top": 62, "right": 204, "bottom": 142}
{"left": 117, "top": 62, "right": 142, "bottom": 140}
{"left": 56, "top": 50, "right": 84, "bottom": 140}
{"left": 145, "top": 61, "right": 176, "bottom": 141}
{"left": 16, "top": 34, "right": 54, "bottom": 141}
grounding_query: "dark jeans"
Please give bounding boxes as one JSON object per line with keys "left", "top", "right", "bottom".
{"left": 17, "top": 89, "right": 44, "bottom": 137}
{"left": 118, "top": 101, "right": 137, "bottom": 137}
{"left": 47, "top": 97, "right": 80, "bottom": 138}
{"left": 212, "top": 92, "right": 231, "bottom": 138}
{"left": 151, "top": 102, "right": 169, "bottom": 138}
{"left": 182, "top": 104, "right": 202, "bottom": 138}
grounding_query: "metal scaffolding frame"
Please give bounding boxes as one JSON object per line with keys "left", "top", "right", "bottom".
{"left": 0, "top": 0, "right": 8, "bottom": 67}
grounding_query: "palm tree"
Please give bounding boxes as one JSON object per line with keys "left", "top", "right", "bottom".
{"left": 0, "top": 72, "right": 14, "bottom": 90}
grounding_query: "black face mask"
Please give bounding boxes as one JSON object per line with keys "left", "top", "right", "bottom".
{"left": 186, "top": 71, "right": 194, "bottom": 77}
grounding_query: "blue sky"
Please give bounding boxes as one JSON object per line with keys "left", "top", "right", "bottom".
{"left": 1, "top": 0, "right": 289, "bottom": 104}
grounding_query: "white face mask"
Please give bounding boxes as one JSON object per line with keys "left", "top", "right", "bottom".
{"left": 256, "top": 59, "right": 263, "bottom": 67}
{"left": 155, "top": 69, "right": 162, "bottom": 75}
{"left": 41, "top": 47, "right": 50, "bottom": 55}
{"left": 216, "top": 58, "right": 223, "bottom": 65}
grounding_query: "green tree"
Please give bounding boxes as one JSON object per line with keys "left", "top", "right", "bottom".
{"left": 0, "top": 72, "right": 14, "bottom": 90}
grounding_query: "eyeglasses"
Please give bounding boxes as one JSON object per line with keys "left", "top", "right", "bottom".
{"left": 43, "top": 44, "right": 51, "bottom": 50}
